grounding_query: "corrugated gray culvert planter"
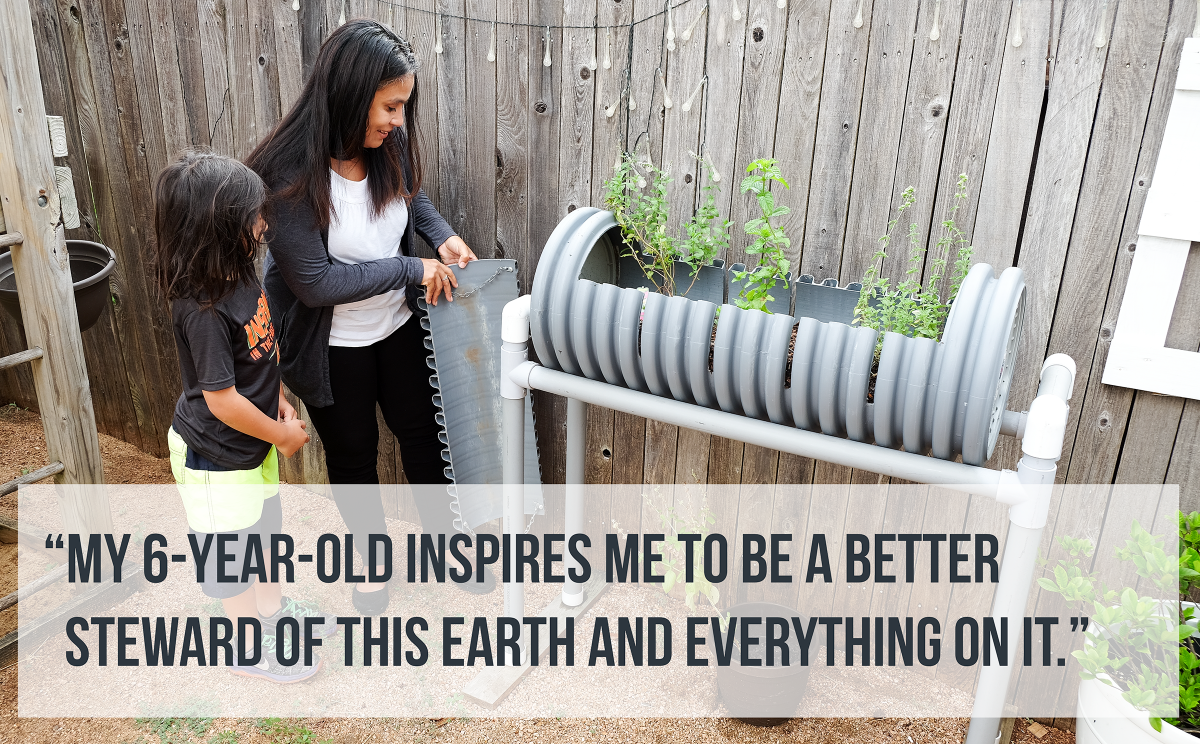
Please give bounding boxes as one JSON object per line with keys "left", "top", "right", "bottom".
{"left": 530, "top": 208, "right": 1026, "bottom": 466}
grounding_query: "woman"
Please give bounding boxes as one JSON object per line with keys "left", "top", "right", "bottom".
{"left": 246, "top": 19, "right": 493, "bottom": 614}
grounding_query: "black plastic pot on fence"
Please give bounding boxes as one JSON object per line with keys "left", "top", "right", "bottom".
{"left": 714, "top": 601, "right": 816, "bottom": 724}
{"left": 530, "top": 208, "right": 1027, "bottom": 466}
{"left": 0, "top": 239, "right": 116, "bottom": 333}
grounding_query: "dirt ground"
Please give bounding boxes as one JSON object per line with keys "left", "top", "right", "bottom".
{"left": 0, "top": 402, "right": 1075, "bottom": 744}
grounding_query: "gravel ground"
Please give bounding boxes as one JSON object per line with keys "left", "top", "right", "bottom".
{"left": 0, "top": 403, "right": 1075, "bottom": 743}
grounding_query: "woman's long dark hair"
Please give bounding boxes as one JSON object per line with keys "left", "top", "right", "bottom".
{"left": 244, "top": 19, "right": 423, "bottom": 228}
{"left": 152, "top": 150, "right": 266, "bottom": 307}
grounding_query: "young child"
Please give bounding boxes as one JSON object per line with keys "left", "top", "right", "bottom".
{"left": 153, "top": 150, "right": 333, "bottom": 683}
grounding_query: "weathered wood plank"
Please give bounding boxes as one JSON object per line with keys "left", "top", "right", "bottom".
{"left": 462, "top": 0, "right": 497, "bottom": 257}
{"left": 971, "top": 0, "right": 1052, "bottom": 271}
{"left": 881, "top": 0, "right": 967, "bottom": 284}
{"left": 797, "top": 0, "right": 873, "bottom": 278}
{"left": 1169, "top": 399, "right": 1200, "bottom": 514}
{"left": 724, "top": 0, "right": 788, "bottom": 266}
{"left": 1042, "top": 0, "right": 1170, "bottom": 480}
{"left": 409, "top": 0, "right": 442, "bottom": 212}
{"left": 74, "top": 0, "right": 181, "bottom": 457}
{"left": 247, "top": 0, "right": 283, "bottom": 145}
{"left": 0, "top": 0, "right": 107, "bottom": 508}
{"left": 987, "top": 0, "right": 1113, "bottom": 474}
{"left": 1062, "top": 0, "right": 1196, "bottom": 485}
{"left": 924, "top": 0, "right": 1012, "bottom": 293}
{"left": 698, "top": 0, "right": 749, "bottom": 238}
{"left": 436, "top": 0, "right": 470, "bottom": 237}
{"left": 838, "top": 0, "right": 919, "bottom": 283}
{"left": 27, "top": 0, "right": 142, "bottom": 448}
{"left": 771, "top": 0, "right": 831, "bottom": 277}
{"left": 271, "top": 0, "right": 304, "bottom": 111}
{"left": 660, "top": 0, "right": 706, "bottom": 232}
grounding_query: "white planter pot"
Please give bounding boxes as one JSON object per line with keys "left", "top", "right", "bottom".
{"left": 1076, "top": 677, "right": 1195, "bottom": 744}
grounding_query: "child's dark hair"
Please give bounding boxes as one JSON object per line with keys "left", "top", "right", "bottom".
{"left": 153, "top": 150, "right": 266, "bottom": 307}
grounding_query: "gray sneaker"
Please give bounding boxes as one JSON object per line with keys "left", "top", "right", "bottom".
{"left": 259, "top": 596, "right": 339, "bottom": 639}
{"left": 230, "top": 634, "right": 322, "bottom": 684}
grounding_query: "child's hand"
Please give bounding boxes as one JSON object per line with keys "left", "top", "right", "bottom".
{"left": 277, "top": 418, "right": 309, "bottom": 458}
{"left": 278, "top": 391, "right": 298, "bottom": 423}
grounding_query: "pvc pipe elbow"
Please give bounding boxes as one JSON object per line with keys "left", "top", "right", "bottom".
{"left": 1022, "top": 395, "right": 1069, "bottom": 460}
{"left": 502, "top": 294, "right": 533, "bottom": 344}
{"left": 1040, "top": 353, "right": 1076, "bottom": 400}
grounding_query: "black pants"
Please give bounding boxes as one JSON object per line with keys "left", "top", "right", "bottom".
{"left": 306, "top": 316, "right": 456, "bottom": 558}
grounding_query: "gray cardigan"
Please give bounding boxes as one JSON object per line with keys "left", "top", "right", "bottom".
{"left": 263, "top": 187, "right": 457, "bottom": 408}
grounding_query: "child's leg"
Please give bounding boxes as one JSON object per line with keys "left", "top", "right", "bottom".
{"left": 221, "top": 584, "right": 261, "bottom": 624}
{"left": 254, "top": 579, "right": 282, "bottom": 617}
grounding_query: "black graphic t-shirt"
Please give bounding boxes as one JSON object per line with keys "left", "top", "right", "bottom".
{"left": 170, "top": 281, "right": 280, "bottom": 470}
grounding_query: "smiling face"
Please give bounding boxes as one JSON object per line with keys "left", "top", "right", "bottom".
{"left": 363, "top": 74, "right": 415, "bottom": 149}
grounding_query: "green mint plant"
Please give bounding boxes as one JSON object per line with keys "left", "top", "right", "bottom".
{"left": 735, "top": 159, "right": 792, "bottom": 313}
{"left": 603, "top": 152, "right": 729, "bottom": 297}
{"left": 1038, "top": 515, "right": 1200, "bottom": 733}
{"left": 853, "top": 174, "right": 975, "bottom": 347}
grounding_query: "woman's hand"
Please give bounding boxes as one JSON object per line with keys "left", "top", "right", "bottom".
{"left": 421, "top": 257, "right": 458, "bottom": 306}
{"left": 437, "top": 236, "right": 477, "bottom": 268}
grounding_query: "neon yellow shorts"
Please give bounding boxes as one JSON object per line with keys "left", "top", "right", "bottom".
{"left": 167, "top": 427, "right": 278, "bottom": 533}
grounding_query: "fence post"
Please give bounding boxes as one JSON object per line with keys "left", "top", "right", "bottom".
{"left": 0, "top": 0, "right": 109, "bottom": 530}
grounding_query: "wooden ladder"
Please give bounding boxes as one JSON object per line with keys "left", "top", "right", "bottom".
{"left": 0, "top": 0, "right": 121, "bottom": 665}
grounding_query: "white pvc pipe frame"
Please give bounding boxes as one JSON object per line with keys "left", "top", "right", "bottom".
{"left": 500, "top": 295, "right": 1074, "bottom": 744}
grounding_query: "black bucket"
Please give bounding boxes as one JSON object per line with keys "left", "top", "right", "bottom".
{"left": 0, "top": 240, "right": 116, "bottom": 332}
{"left": 714, "top": 602, "right": 816, "bottom": 725}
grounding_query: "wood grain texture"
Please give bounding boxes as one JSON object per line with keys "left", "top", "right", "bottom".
{"left": 724, "top": 0, "right": 788, "bottom": 266}
{"left": 770, "top": 0, "right": 831, "bottom": 276}
{"left": 1042, "top": 0, "right": 1169, "bottom": 481}
{"left": 971, "top": 0, "right": 1051, "bottom": 271}
{"left": 988, "top": 0, "right": 1112, "bottom": 474}
{"left": 924, "top": 0, "right": 1011, "bottom": 292}
{"left": 463, "top": 0, "right": 498, "bottom": 257}
{"left": 882, "top": 0, "right": 966, "bottom": 284}
{"left": 0, "top": 0, "right": 106, "bottom": 507}
{"left": 838, "top": 0, "right": 919, "bottom": 284}
{"left": 1061, "top": 0, "right": 1196, "bottom": 486}
{"left": 797, "top": 0, "right": 872, "bottom": 278}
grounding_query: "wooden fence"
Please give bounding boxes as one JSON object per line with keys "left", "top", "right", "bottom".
{"left": 3, "top": 0, "right": 1200, "bottom": 727}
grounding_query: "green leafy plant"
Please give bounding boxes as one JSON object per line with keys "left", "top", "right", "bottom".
{"left": 734, "top": 159, "right": 792, "bottom": 313}
{"left": 853, "top": 174, "right": 974, "bottom": 346}
{"left": 255, "top": 718, "right": 332, "bottom": 744}
{"left": 603, "top": 152, "right": 729, "bottom": 297}
{"left": 1038, "top": 514, "right": 1200, "bottom": 733}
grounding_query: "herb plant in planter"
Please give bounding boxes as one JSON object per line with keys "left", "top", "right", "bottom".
{"left": 1039, "top": 513, "right": 1200, "bottom": 743}
{"left": 528, "top": 159, "right": 1028, "bottom": 466}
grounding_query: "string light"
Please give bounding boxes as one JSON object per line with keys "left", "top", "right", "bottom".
{"left": 776, "top": 0, "right": 785, "bottom": 10}
{"left": 291, "top": 0, "right": 298, "bottom": 10}
{"left": 605, "top": 96, "right": 620, "bottom": 117}
{"left": 666, "top": 2, "right": 676, "bottom": 51}
{"left": 628, "top": 92, "right": 637, "bottom": 111}
{"left": 853, "top": 0, "right": 863, "bottom": 28}
{"left": 338, "top": 0, "right": 346, "bottom": 25}
{"left": 488, "top": 22, "right": 496, "bottom": 62}
{"left": 680, "top": 75, "right": 705, "bottom": 112}
{"left": 731, "top": 0, "right": 740, "bottom": 23}
{"left": 1093, "top": 0, "right": 1110, "bottom": 48}
{"left": 588, "top": 28, "right": 598, "bottom": 70}
{"left": 434, "top": 14, "right": 443, "bottom": 53}
{"left": 682, "top": 5, "right": 706, "bottom": 41}
{"left": 1011, "top": 0, "right": 1022, "bottom": 47}
{"left": 928, "top": 0, "right": 941, "bottom": 41}
{"left": 544, "top": 26, "right": 552, "bottom": 66}
{"left": 603, "top": 27, "right": 612, "bottom": 69}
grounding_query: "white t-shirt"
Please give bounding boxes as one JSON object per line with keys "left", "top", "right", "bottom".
{"left": 327, "top": 169, "right": 411, "bottom": 347}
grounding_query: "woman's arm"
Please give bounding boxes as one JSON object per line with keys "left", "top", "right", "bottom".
{"left": 411, "top": 188, "right": 458, "bottom": 251}
{"left": 268, "top": 196, "right": 425, "bottom": 308}
{"left": 203, "top": 386, "right": 310, "bottom": 457}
